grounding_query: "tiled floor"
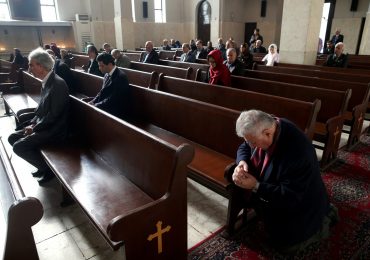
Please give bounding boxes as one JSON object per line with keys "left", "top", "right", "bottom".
{"left": 0, "top": 99, "right": 368, "bottom": 259}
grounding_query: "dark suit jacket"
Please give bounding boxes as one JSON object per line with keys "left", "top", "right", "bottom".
{"left": 324, "top": 53, "right": 348, "bottom": 68}
{"left": 195, "top": 49, "right": 208, "bottom": 59}
{"left": 224, "top": 59, "right": 245, "bottom": 76}
{"left": 180, "top": 51, "right": 196, "bottom": 63}
{"left": 92, "top": 67, "right": 130, "bottom": 118}
{"left": 54, "top": 59, "right": 74, "bottom": 92}
{"left": 331, "top": 34, "right": 344, "bottom": 45}
{"left": 236, "top": 119, "right": 329, "bottom": 246}
{"left": 88, "top": 59, "right": 104, "bottom": 77}
{"left": 141, "top": 50, "right": 159, "bottom": 64}
{"left": 30, "top": 72, "right": 70, "bottom": 139}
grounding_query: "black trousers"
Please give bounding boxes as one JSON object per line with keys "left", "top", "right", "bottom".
{"left": 8, "top": 130, "right": 51, "bottom": 172}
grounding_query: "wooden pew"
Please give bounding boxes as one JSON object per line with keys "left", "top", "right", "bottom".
{"left": 277, "top": 62, "right": 370, "bottom": 75}
{"left": 123, "top": 52, "right": 143, "bottom": 62}
{"left": 1, "top": 70, "right": 41, "bottom": 125}
{"left": 156, "top": 75, "right": 320, "bottom": 140}
{"left": 0, "top": 137, "right": 43, "bottom": 260}
{"left": 158, "top": 51, "right": 176, "bottom": 60}
{"left": 254, "top": 64, "right": 370, "bottom": 84}
{"left": 130, "top": 61, "right": 192, "bottom": 80}
{"left": 41, "top": 96, "right": 194, "bottom": 259}
{"left": 0, "top": 60, "right": 19, "bottom": 83}
{"left": 229, "top": 75, "right": 351, "bottom": 168}
{"left": 70, "top": 54, "right": 90, "bottom": 69}
{"left": 158, "top": 59, "right": 209, "bottom": 80}
{"left": 70, "top": 68, "right": 158, "bottom": 98}
{"left": 244, "top": 69, "right": 370, "bottom": 148}
{"left": 124, "top": 84, "right": 320, "bottom": 237}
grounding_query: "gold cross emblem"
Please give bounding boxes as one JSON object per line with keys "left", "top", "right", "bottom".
{"left": 147, "top": 221, "right": 171, "bottom": 254}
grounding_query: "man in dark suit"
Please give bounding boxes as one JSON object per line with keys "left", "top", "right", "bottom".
{"left": 232, "top": 110, "right": 337, "bottom": 254}
{"left": 224, "top": 48, "right": 245, "bottom": 76}
{"left": 180, "top": 43, "right": 196, "bottom": 63}
{"left": 141, "top": 41, "right": 159, "bottom": 64}
{"left": 195, "top": 40, "right": 208, "bottom": 59}
{"left": 8, "top": 48, "right": 70, "bottom": 184}
{"left": 324, "top": 42, "right": 348, "bottom": 68}
{"left": 331, "top": 28, "right": 344, "bottom": 45}
{"left": 89, "top": 53, "right": 130, "bottom": 118}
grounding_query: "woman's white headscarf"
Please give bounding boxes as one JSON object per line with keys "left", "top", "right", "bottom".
{"left": 262, "top": 43, "right": 279, "bottom": 66}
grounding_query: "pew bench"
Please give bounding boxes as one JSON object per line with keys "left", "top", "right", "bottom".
{"left": 244, "top": 69, "right": 370, "bottom": 148}
{"left": 1, "top": 70, "right": 41, "bottom": 126}
{"left": 0, "top": 137, "right": 43, "bottom": 260}
{"left": 123, "top": 84, "right": 320, "bottom": 236}
{"left": 41, "top": 96, "right": 193, "bottom": 259}
{"left": 130, "top": 61, "right": 192, "bottom": 80}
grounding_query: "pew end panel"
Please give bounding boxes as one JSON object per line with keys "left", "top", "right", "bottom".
{"left": 107, "top": 144, "right": 194, "bottom": 259}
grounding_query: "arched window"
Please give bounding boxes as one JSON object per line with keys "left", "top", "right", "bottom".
{"left": 197, "top": 0, "right": 211, "bottom": 43}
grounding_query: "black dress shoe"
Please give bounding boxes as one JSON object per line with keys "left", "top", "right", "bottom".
{"left": 37, "top": 172, "right": 55, "bottom": 185}
{"left": 31, "top": 170, "right": 45, "bottom": 178}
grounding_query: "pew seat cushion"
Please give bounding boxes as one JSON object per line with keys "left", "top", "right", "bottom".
{"left": 3, "top": 93, "right": 38, "bottom": 115}
{"left": 131, "top": 121, "right": 234, "bottom": 193}
{"left": 41, "top": 144, "right": 154, "bottom": 247}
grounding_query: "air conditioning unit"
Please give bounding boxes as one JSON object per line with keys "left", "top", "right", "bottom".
{"left": 75, "top": 14, "right": 89, "bottom": 21}
{"left": 72, "top": 20, "right": 92, "bottom": 52}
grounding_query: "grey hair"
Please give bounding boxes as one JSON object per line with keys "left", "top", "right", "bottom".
{"left": 111, "top": 49, "right": 121, "bottom": 56}
{"left": 226, "top": 48, "right": 236, "bottom": 55}
{"left": 335, "top": 42, "right": 344, "bottom": 48}
{"left": 28, "top": 48, "right": 55, "bottom": 71}
{"left": 236, "top": 110, "right": 275, "bottom": 138}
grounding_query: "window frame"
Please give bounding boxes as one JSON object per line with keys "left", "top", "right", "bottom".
{"left": 0, "top": 0, "right": 10, "bottom": 21}
{"left": 154, "top": 0, "right": 166, "bottom": 23}
{"left": 40, "top": 0, "right": 58, "bottom": 21}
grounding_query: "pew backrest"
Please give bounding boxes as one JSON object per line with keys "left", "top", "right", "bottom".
{"left": 130, "top": 61, "right": 192, "bottom": 79}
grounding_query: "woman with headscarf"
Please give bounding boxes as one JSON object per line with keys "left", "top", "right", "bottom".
{"left": 206, "top": 49, "right": 231, "bottom": 86}
{"left": 262, "top": 43, "right": 279, "bottom": 66}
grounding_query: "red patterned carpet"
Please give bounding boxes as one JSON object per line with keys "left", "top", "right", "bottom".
{"left": 188, "top": 135, "right": 370, "bottom": 260}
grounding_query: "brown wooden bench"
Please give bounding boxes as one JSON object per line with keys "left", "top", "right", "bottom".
{"left": 1, "top": 70, "right": 41, "bottom": 126}
{"left": 158, "top": 59, "right": 209, "bottom": 80}
{"left": 130, "top": 61, "right": 192, "bottom": 80}
{"left": 244, "top": 69, "right": 370, "bottom": 148}
{"left": 70, "top": 68, "right": 158, "bottom": 99}
{"left": 0, "top": 59, "right": 19, "bottom": 83}
{"left": 254, "top": 64, "right": 370, "bottom": 84}
{"left": 158, "top": 51, "right": 176, "bottom": 60}
{"left": 123, "top": 52, "right": 144, "bottom": 62}
{"left": 70, "top": 54, "right": 90, "bottom": 70}
{"left": 277, "top": 62, "right": 370, "bottom": 75}
{"left": 124, "top": 84, "right": 321, "bottom": 237}
{"left": 41, "top": 96, "right": 193, "bottom": 259}
{"left": 0, "top": 137, "right": 43, "bottom": 260}
{"left": 229, "top": 75, "right": 351, "bottom": 168}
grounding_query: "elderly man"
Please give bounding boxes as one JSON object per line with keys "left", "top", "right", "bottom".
{"left": 195, "top": 40, "right": 208, "bottom": 59}
{"left": 180, "top": 43, "right": 196, "bottom": 63}
{"left": 102, "top": 42, "right": 112, "bottom": 54}
{"left": 324, "top": 42, "right": 348, "bottom": 68}
{"left": 331, "top": 28, "right": 344, "bottom": 45}
{"left": 88, "top": 53, "right": 130, "bottom": 118}
{"left": 223, "top": 48, "right": 245, "bottom": 76}
{"left": 251, "top": 40, "right": 267, "bottom": 54}
{"left": 8, "top": 48, "right": 70, "bottom": 184}
{"left": 140, "top": 41, "right": 159, "bottom": 64}
{"left": 111, "top": 49, "right": 131, "bottom": 68}
{"left": 231, "top": 110, "right": 338, "bottom": 254}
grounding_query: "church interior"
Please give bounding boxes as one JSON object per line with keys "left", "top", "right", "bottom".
{"left": 0, "top": 0, "right": 369, "bottom": 259}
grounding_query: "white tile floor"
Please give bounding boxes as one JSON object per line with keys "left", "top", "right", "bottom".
{"left": 0, "top": 100, "right": 368, "bottom": 259}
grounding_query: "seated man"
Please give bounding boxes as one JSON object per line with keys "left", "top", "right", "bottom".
{"left": 140, "top": 41, "right": 159, "bottom": 64}
{"left": 102, "top": 42, "right": 112, "bottom": 54}
{"left": 88, "top": 53, "right": 130, "bottom": 118}
{"left": 162, "top": 39, "right": 171, "bottom": 50}
{"left": 224, "top": 48, "right": 245, "bottom": 76}
{"left": 232, "top": 110, "right": 338, "bottom": 254}
{"left": 324, "top": 42, "right": 348, "bottom": 68}
{"left": 111, "top": 49, "right": 131, "bottom": 68}
{"left": 195, "top": 40, "right": 208, "bottom": 59}
{"left": 8, "top": 48, "right": 70, "bottom": 184}
{"left": 180, "top": 43, "right": 196, "bottom": 63}
{"left": 251, "top": 40, "right": 267, "bottom": 54}
{"left": 46, "top": 49, "right": 74, "bottom": 92}
{"left": 323, "top": 40, "right": 335, "bottom": 55}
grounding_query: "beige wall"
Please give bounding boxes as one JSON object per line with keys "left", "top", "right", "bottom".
{"left": 331, "top": 0, "right": 370, "bottom": 54}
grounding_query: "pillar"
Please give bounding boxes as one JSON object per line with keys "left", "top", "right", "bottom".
{"left": 114, "top": 0, "right": 135, "bottom": 50}
{"left": 279, "top": 0, "right": 324, "bottom": 64}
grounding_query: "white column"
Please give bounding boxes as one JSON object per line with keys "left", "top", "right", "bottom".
{"left": 279, "top": 0, "right": 324, "bottom": 64}
{"left": 114, "top": 0, "right": 135, "bottom": 50}
{"left": 359, "top": 3, "right": 370, "bottom": 54}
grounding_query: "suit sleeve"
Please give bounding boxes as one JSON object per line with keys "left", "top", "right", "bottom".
{"left": 94, "top": 74, "right": 129, "bottom": 110}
